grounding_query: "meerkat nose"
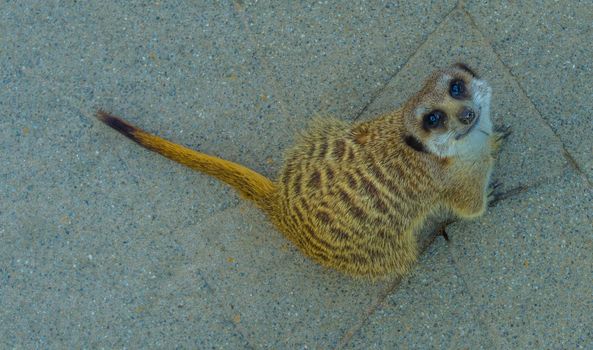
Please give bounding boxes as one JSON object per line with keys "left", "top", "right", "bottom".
{"left": 458, "top": 108, "right": 476, "bottom": 125}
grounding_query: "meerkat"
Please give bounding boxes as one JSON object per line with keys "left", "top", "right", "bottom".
{"left": 97, "top": 63, "right": 507, "bottom": 278}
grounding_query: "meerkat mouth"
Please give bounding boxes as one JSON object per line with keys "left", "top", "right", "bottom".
{"left": 455, "top": 113, "right": 480, "bottom": 140}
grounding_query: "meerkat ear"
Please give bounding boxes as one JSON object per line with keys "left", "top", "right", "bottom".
{"left": 404, "top": 135, "right": 427, "bottom": 153}
{"left": 453, "top": 63, "right": 478, "bottom": 78}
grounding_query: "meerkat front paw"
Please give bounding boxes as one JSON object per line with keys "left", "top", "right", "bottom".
{"left": 495, "top": 124, "right": 512, "bottom": 140}
{"left": 491, "top": 125, "right": 511, "bottom": 153}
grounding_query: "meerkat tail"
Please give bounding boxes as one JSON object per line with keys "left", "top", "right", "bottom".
{"left": 96, "top": 111, "right": 276, "bottom": 203}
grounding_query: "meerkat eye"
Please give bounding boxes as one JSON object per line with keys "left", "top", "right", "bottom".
{"left": 422, "top": 110, "right": 446, "bottom": 130}
{"left": 449, "top": 79, "right": 466, "bottom": 99}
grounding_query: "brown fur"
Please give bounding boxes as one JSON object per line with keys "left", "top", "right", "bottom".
{"left": 97, "top": 64, "right": 502, "bottom": 278}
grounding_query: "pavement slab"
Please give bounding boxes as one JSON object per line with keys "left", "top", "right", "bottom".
{"left": 443, "top": 170, "right": 592, "bottom": 348}
{"left": 1, "top": 1, "right": 293, "bottom": 179}
{"left": 0, "top": 77, "right": 250, "bottom": 348}
{"left": 345, "top": 243, "right": 498, "bottom": 349}
{"left": 236, "top": 0, "right": 457, "bottom": 122}
{"left": 1, "top": 1, "right": 591, "bottom": 349}
{"left": 346, "top": 170, "right": 592, "bottom": 349}
{"left": 464, "top": 1, "right": 593, "bottom": 183}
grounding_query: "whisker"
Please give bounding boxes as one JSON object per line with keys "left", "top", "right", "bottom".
{"left": 478, "top": 128, "right": 490, "bottom": 136}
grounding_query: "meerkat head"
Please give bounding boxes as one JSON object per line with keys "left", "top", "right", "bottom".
{"left": 402, "top": 63, "right": 493, "bottom": 158}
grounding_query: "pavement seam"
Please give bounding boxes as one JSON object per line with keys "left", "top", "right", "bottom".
{"left": 447, "top": 253, "right": 504, "bottom": 349}
{"left": 440, "top": 171, "right": 580, "bottom": 348}
{"left": 334, "top": 197, "right": 495, "bottom": 350}
{"left": 333, "top": 276, "right": 401, "bottom": 349}
{"left": 351, "top": 2, "right": 460, "bottom": 122}
{"left": 460, "top": 5, "right": 592, "bottom": 188}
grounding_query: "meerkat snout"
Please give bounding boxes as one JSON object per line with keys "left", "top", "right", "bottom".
{"left": 458, "top": 107, "right": 476, "bottom": 125}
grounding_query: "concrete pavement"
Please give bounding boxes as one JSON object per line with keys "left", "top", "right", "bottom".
{"left": 1, "top": 1, "right": 591, "bottom": 348}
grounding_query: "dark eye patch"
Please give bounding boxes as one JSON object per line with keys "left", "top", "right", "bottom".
{"left": 422, "top": 110, "right": 446, "bottom": 130}
{"left": 449, "top": 79, "right": 466, "bottom": 99}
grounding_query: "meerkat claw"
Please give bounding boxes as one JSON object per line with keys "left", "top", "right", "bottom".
{"left": 435, "top": 219, "right": 457, "bottom": 242}
{"left": 495, "top": 124, "right": 512, "bottom": 140}
{"left": 490, "top": 180, "right": 502, "bottom": 191}
{"left": 488, "top": 181, "right": 504, "bottom": 207}
{"left": 439, "top": 227, "right": 450, "bottom": 241}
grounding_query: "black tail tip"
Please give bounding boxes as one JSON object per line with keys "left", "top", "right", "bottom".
{"left": 96, "top": 110, "right": 138, "bottom": 140}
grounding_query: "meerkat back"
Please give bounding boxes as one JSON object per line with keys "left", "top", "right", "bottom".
{"left": 267, "top": 116, "right": 428, "bottom": 276}
{"left": 98, "top": 63, "right": 501, "bottom": 278}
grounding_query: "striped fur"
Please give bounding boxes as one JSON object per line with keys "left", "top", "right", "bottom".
{"left": 271, "top": 115, "right": 440, "bottom": 277}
